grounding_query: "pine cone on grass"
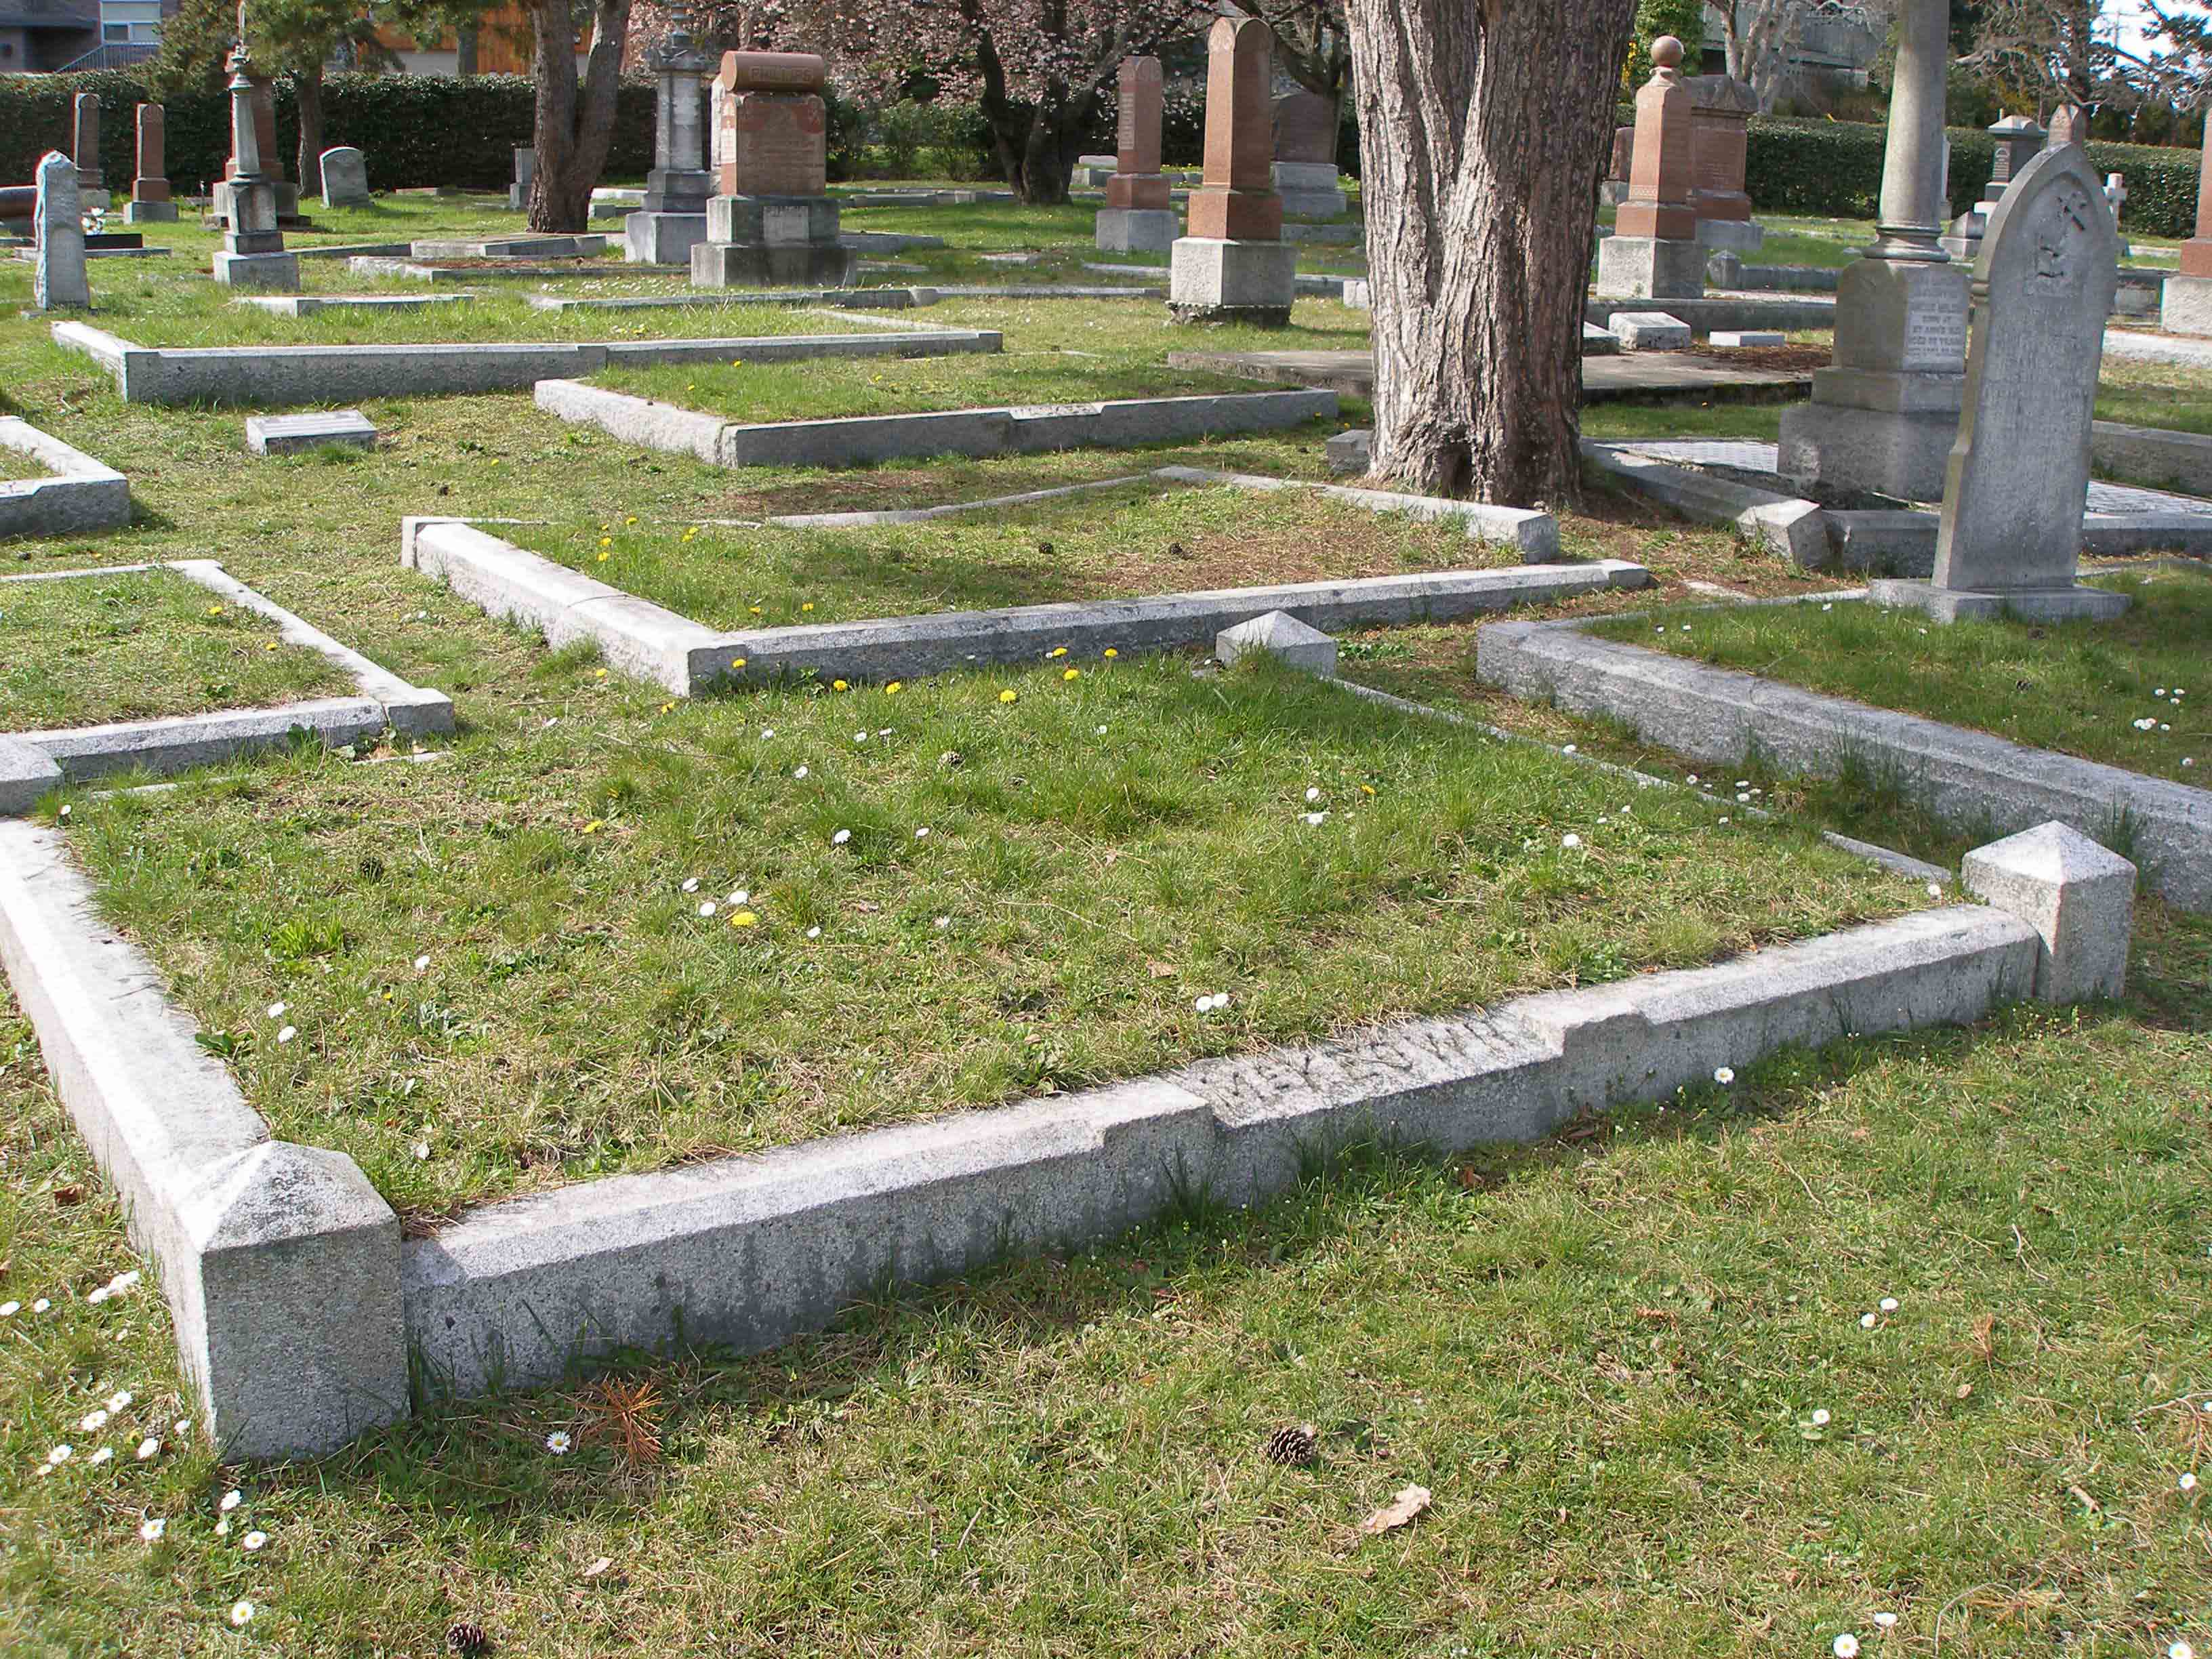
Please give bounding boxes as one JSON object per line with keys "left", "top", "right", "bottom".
{"left": 446, "top": 1621, "right": 491, "bottom": 1657}
{"left": 1263, "top": 1422, "right": 1318, "bottom": 1467}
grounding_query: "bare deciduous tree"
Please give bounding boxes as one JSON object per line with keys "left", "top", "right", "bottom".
{"left": 1715, "top": 0, "right": 1892, "bottom": 112}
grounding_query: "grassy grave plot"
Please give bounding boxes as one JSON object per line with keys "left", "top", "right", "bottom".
{"left": 512, "top": 479, "right": 1520, "bottom": 629}
{"left": 2095, "top": 356, "right": 2212, "bottom": 441}
{"left": 0, "top": 568, "right": 349, "bottom": 731}
{"left": 588, "top": 297, "right": 1373, "bottom": 426}
{"left": 2, "top": 933, "right": 2207, "bottom": 1655}
{"left": 1586, "top": 567, "right": 2212, "bottom": 783}
{"left": 69, "top": 653, "right": 1916, "bottom": 1222}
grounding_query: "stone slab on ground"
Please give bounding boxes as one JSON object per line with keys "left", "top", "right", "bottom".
{"left": 1708, "top": 329, "right": 1787, "bottom": 347}
{"left": 2089, "top": 421, "right": 2212, "bottom": 497}
{"left": 50, "top": 321, "right": 1001, "bottom": 409}
{"left": 1476, "top": 615, "right": 2212, "bottom": 912}
{"left": 411, "top": 234, "right": 607, "bottom": 260}
{"left": 1586, "top": 293, "right": 1835, "bottom": 331}
{"left": 535, "top": 381, "right": 1339, "bottom": 471}
{"left": 0, "top": 819, "right": 406, "bottom": 1460}
{"left": 0, "top": 415, "right": 130, "bottom": 539}
{"left": 1582, "top": 441, "right": 1828, "bottom": 565}
{"left": 245, "top": 410, "right": 376, "bottom": 456}
{"left": 1162, "top": 348, "right": 1807, "bottom": 403}
{"left": 1612, "top": 312, "right": 1694, "bottom": 351}
{"left": 1866, "top": 577, "right": 2133, "bottom": 624}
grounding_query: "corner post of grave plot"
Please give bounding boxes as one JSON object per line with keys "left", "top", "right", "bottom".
{"left": 1961, "top": 821, "right": 2135, "bottom": 1006}
{"left": 177, "top": 1141, "right": 409, "bottom": 1460}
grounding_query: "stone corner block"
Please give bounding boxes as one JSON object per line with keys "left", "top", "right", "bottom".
{"left": 1215, "top": 609, "right": 1338, "bottom": 677}
{"left": 1611, "top": 312, "right": 1694, "bottom": 352}
{"left": 1961, "top": 821, "right": 2135, "bottom": 1005}
{"left": 1325, "top": 428, "right": 1372, "bottom": 476}
{"left": 0, "top": 735, "right": 64, "bottom": 815}
{"left": 182, "top": 1139, "right": 407, "bottom": 1460}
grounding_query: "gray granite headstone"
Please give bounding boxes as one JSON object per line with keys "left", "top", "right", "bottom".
{"left": 319, "top": 146, "right": 371, "bottom": 208}
{"left": 33, "top": 152, "right": 90, "bottom": 311}
{"left": 1874, "top": 144, "right": 2124, "bottom": 623}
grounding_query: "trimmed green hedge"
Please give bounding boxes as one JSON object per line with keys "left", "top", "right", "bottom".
{"left": 1745, "top": 115, "right": 2202, "bottom": 237}
{"left": 0, "top": 69, "right": 667, "bottom": 194}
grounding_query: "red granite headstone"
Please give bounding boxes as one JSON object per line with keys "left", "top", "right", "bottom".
{"left": 2184, "top": 121, "right": 2212, "bottom": 278}
{"left": 1185, "top": 16, "right": 1281, "bottom": 243}
{"left": 1271, "top": 91, "right": 1335, "bottom": 165}
{"left": 134, "top": 103, "right": 169, "bottom": 202}
{"left": 1107, "top": 56, "right": 1168, "bottom": 211}
{"left": 1615, "top": 37, "right": 1696, "bottom": 242}
{"left": 714, "top": 52, "right": 830, "bottom": 197}
{"left": 1685, "top": 75, "right": 1755, "bottom": 224}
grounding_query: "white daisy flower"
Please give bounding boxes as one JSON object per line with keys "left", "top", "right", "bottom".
{"left": 1561, "top": 744, "right": 1578, "bottom": 754}
{"left": 1560, "top": 834, "right": 1582, "bottom": 849}
{"left": 934, "top": 916, "right": 950, "bottom": 930}
{"left": 697, "top": 901, "right": 717, "bottom": 918}
{"left": 1303, "top": 812, "right": 1327, "bottom": 826}
{"left": 681, "top": 877, "right": 700, "bottom": 893}
{"left": 266, "top": 1002, "right": 286, "bottom": 1020}
{"left": 276, "top": 1025, "right": 298, "bottom": 1045}
{"left": 1714, "top": 1066, "right": 1736, "bottom": 1085}
{"left": 1872, "top": 1612, "right": 1898, "bottom": 1630}
{"left": 136, "top": 1437, "right": 160, "bottom": 1462}
{"left": 140, "top": 1517, "right": 166, "bottom": 1542}
{"left": 1835, "top": 1635, "right": 1860, "bottom": 1658}
{"left": 793, "top": 765, "right": 809, "bottom": 779}
{"left": 89, "top": 1446, "right": 113, "bottom": 1465}
{"left": 0, "top": 1302, "right": 16, "bottom": 1317}
{"left": 545, "top": 1431, "right": 571, "bottom": 1454}
{"left": 216, "top": 1517, "right": 231, "bottom": 1536}
{"left": 832, "top": 829, "right": 851, "bottom": 845}
{"left": 413, "top": 955, "right": 430, "bottom": 972}
{"left": 2182, "top": 1471, "right": 2198, "bottom": 1492}
{"left": 46, "top": 1445, "right": 71, "bottom": 1465}
{"left": 174, "top": 1418, "right": 191, "bottom": 1437}
{"left": 1879, "top": 1297, "right": 1898, "bottom": 1313}
{"left": 913, "top": 827, "right": 930, "bottom": 840}
{"left": 806, "top": 926, "right": 821, "bottom": 939}
{"left": 1860, "top": 1312, "right": 1877, "bottom": 1329}
{"left": 412, "top": 1141, "right": 430, "bottom": 1161}
{"left": 2169, "top": 1643, "right": 2193, "bottom": 1659}
{"left": 242, "top": 1530, "right": 268, "bottom": 1552}
{"left": 107, "top": 1391, "right": 133, "bottom": 1411}
{"left": 760, "top": 728, "right": 775, "bottom": 739}
{"left": 729, "top": 889, "right": 749, "bottom": 905}
{"left": 1305, "top": 786, "right": 1321, "bottom": 802}
{"left": 230, "top": 1601, "right": 255, "bottom": 1627}
{"left": 87, "top": 1287, "right": 109, "bottom": 1305}
{"left": 79, "top": 1410, "right": 108, "bottom": 1432}
{"left": 1810, "top": 1408, "right": 1830, "bottom": 1426}
{"left": 220, "top": 1488, "right": 243, "bottom": 1512}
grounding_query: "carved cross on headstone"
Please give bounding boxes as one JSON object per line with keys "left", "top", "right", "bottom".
{"left": 2105, "top": 173, "right": 2127, "bottom": 219}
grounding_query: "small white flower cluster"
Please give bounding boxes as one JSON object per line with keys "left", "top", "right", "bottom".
{"left": 84, "top": 1268, "right": 140, "bottom": 1307}
{"left": 1193, "top": 992, "right": 1233, "bottom": 1014}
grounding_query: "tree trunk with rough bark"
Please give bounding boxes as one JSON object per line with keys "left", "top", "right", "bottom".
{"left": 1342, "top": 0, "right": 1635, "bottom": 506}
{"left": 294, "top": 63, "right": 324, "bottom": 199}
{"left": 972, "top": 30, "right": 1094, "bottom": 204}
{"left": 527, "top": 0, "right": 633, "bottom": 232}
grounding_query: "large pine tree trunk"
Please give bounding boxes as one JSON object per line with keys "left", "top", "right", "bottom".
{"left": 1343, "top": 0, "right": 1636, "bottom": 506}
{"left": 527, "top": 0, "right": 634, "bottom": 232}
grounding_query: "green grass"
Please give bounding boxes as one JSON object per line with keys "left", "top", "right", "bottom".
{"left": 2, "top": 922, "right": 2207, "bottom": 1655}
{"left": 64, "top": 653, "right": 1912, "bottom": 1221}
{"left": 1587, "top": 569, "right": 2212, "bottom": 783}
{"left": 0, "top": 567, "right": 347, "bottom": 730}
{"left": 2096, "top": 357, "right": 2212, "bottom": 441}
{"left": 511, "top": 479, "right": 1511, "bottom": 628}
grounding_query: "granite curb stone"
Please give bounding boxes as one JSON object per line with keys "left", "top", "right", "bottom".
{"left": 0, "top": 415, "right": 130, "bottom": 539}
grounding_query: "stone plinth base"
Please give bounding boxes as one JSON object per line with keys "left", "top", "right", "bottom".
{"left": 508, "top": 185, "right": 527, "bottom": 211}
{"left": 1168, "top": 237, "right": 1298, "bottom": 326}
{"left": 625, "top": 211, "right": 708, "bottom": 265}
{"left": 1096, "top": 207, "right": 1179, "bottom": 253}
{"left": 1273, "top": 161, "right": 1346, "bottom": 220}
{"left": 1595, "top": 234, "right": 1704, "bottom": 300}
{"left": 1778, "top": 400, "right": 1957, "bottom": 504}
{"left": 708, "top": 193, "right": 838, "bottom": 246}
{"left": 1599, "top": 181, "right": 1629, "bottom": 207}
{"left": 211, "top": 250, "right": 300, "bottom": 291}
{"left": 691, "top": 240, "right": 855, "bottom": 288}
{"left": 1868, "top": 578, "right": 2132, "bottom": 625}
{"left": 2160, "top": 272, "right": 2212, "bottom": 337}
{"left": 1696, "top": 217, "right": 1763, "bottom": 253}
{"left": 124, "top": 200, "right": 178, "bottom": 224}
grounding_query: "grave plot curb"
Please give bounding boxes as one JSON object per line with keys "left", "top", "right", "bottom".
{"left": 534, "top": 380, "right": 1340, "bottom": 470}
{"left": 766, "top": 466, "right": 1559, "bottom": 560}
{"left": 0, "top": 819, "right": 407, "bottom": 1459}
{"left": 49, "top": 322, "right": 1001, "bottom": 409}
{"left": 404, "top": 902, "right": 2047, "bottom": 1398}
{"left": 401, "top": 516, "right": 1641, "bottom": 695}
{"left": 0, "top": 560, "right": 453, "bottom": 811}
{"left": 1580, "top": 442, "right": 1824, "bottom": 563}
{"left": 1476, "top": 614, "right": 2212, "bottom": 912}
{"left": 0, "top": 415, "right": 130, "bottom": 539}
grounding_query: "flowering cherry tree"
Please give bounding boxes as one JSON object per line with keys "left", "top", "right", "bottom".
{"left": 785, "top": 0, "right": 1206, "bottom": 202}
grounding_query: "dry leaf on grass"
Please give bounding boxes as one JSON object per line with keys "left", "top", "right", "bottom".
{"left": 580, "top": 1557, "right": 613, "bottom": 1579}
{"left": 1358, "top": 1483, "right": 1431, "bottom": 1536}
{"left": 1147, "top": 960, "right": 1177, "bottom": 979}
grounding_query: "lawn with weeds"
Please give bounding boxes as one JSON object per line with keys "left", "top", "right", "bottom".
{"left": 1, "top": 921, "right": 2205, "bottom": 1655}
{"left": 590, "top": 295, "right": 1372, "bottom": 424}
{"left": 0, "top": 567, "right": 347, "bottom": 730}
{"left": 1586, "top": 569, "right": 2212, "bottom": 784}
{"left": 66, "top": 653, "right": 1914, "bottom": 1221}
{"left": 513, "top": 478, "right": 1514, "bottom": 628}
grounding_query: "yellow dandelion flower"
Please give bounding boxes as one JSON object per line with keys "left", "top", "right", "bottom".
{"left": 1000, "top": 689, "right": 1018, "bottom": 704}
{"left": 733, "top": 657, "right": 746, "bottom": 668}
{"left": 885, "top": 681, "right": 902, "bottom": 695}
{"left": 730, "top": 910, "right": 759, "bottom": 928}
{"left": 598, "top": 536, "right": 612, "bottom": 547}
{"left": 594, "top": 668, "right": 609, "bottom": 680}
{"left": 625, "top": 516, "right": 637, "bottom": 525}
{"left": 583, "top": 819, "right": 604, "bottom": 834}
{"left": 801, "top": 602, "right": 815, "bottom": 613}
{"left": 833, "top": 679, "right": 849, "bottom": 691}
{"left": 1103, "top": 648, "right": 1118, "bottom": 659}
{"left": 1048, "top": 647, "right": 1068, "bottom": 659}
{"left": 597, "top": 552, "right": 610, "bottom": 562}
{"left": 1361, "top": 784, "right": 1376, "bottom": 796}
{"left": 749, "top": 605, "right": 763, "bottom": 615}
{"left": 659, "top": 701, "right": 674, "bottom": 714}
{"left": 205, "top": 605, "right": 223, "bottom": 617}
{"left": 264, "top": 642, "right": 277, "bottom": 652}
{"left": 1063, "top": 668, "right": 1080, "bottom": 682}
